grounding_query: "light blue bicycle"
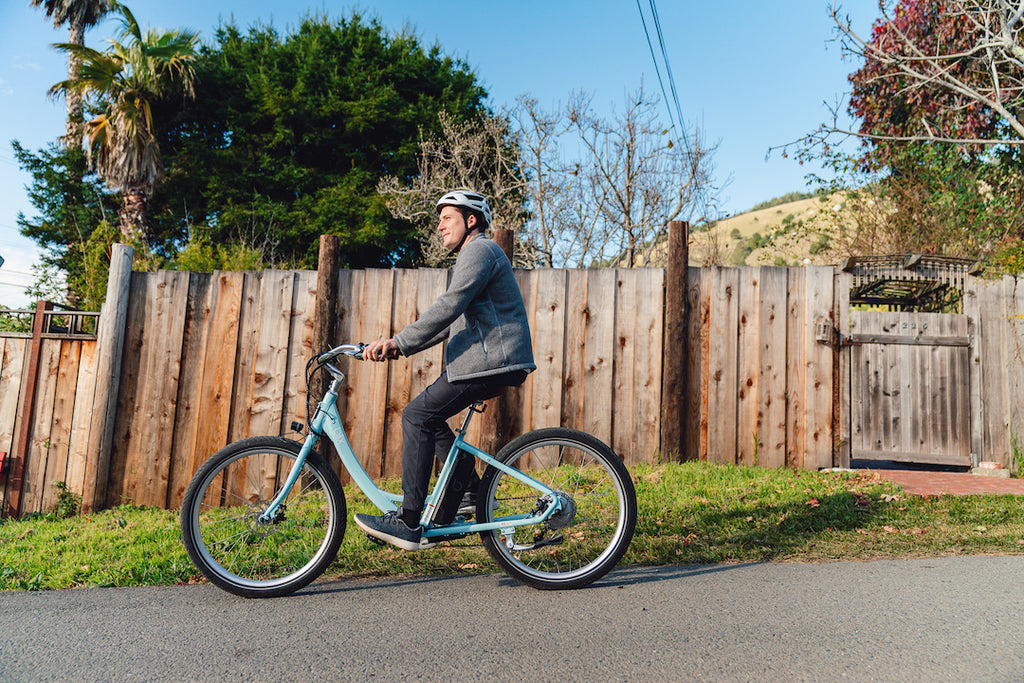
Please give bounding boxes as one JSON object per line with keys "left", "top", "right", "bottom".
{"left": 181, "top": 343, "right": 637, "bottom": 597}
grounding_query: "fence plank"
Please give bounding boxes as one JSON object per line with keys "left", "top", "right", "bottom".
{"left": 384, "top": 269, "right": 420, "bottom": 479}
{"left": 166, "top": 273, "right": 213, "bottom": 508}
{"left": 612, "top": 269, "right": 637, "bottom": 461}
{"left": 511, "top": 270, "right": 538, "bottom": 434}
{"left": 21, "top": 341, "right": 61, "bottom": 514}
{"left": 562, "top": 269, "right": 588, "bottom": 433}
{"left": 186, "top": 272, "right": 243, "bottom": 490}
{"left": 284, "top": 270, "right": 318, "bottom": 436}
{"left": 707, "top": 267, "right": 739, "bottom": 464}
{"left": 248, "top": 271, "right": 295, "bottom": 437}
{"left": 683, "top": 267, "right": 707, "bottom": 461}
{"left": 965, "top": 277, "right": 984, "bottom": 464}
{"left": 65, "top": 340, "right": 97, "bottom": 503}
{"left": 131, "top": 271, "right": 189, "bottom": 508}
{"left": 804, "top": 266, "right": 834, "bottom": 469}
{"left": 785, "top": 268, "right": 806, "bottom": 468}
{"left": 1006, "top": 277, "right": 1024, "bottom": 468}
{"left": 758, "top": 267, "right": 788, "bottom": 469}
{"left": 631, "top": 268, "right": 664, "bottom": 465}
{"left": 106, "top": 271, "right": 149, "bottom": 508}
{"left": 0, "top": 338, "right": 28, "bottom": 512}
{"left": 40, "top": 340, "right": 82, "bottom": 512}
{"left": 532, "top": 269, "right": 568, "bottom": 431}
{"left": 736, "top": 267, "right": 761, "bottom": 466}
{"left": 229, "top": 271, "right": 263, "bottom": 445}
{"left": 247, "top": 271, "right": 297, "bottom": 500}
{"left": 344, "top": 270, "right": 394, "bottom": 478}
{"left": 583, "top": 269, "right": 617, "bottom": 447}
{"left": 982, "top": 278, "right": 1012, "bottom": 462}
{"left": 834, "top": 271, "right": 852, "bottom": 468}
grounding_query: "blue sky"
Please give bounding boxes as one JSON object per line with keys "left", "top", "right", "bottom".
{"left": 0, "top": 0, "right": 879, "bottom": 306}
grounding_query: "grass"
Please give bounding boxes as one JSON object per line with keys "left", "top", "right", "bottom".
{"left": 2, "top": 462, "right": 1023, "bottom": 591}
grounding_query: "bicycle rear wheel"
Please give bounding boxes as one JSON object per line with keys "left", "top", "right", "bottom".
{"left": 180, "top": 436, "right": 345, "bottom": 598}
{"left": 478, "top": 428, "right": 636, "bottom": 590}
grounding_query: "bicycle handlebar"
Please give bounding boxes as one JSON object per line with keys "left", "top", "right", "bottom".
{"left": 316, "top": 343, "right": 366, "bottom": 364}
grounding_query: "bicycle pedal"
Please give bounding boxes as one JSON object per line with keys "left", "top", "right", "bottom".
{"left": 365, "top": 533, "right": 388, "bottom": 546}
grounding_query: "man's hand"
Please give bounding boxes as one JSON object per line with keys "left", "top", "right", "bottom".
{"left": 363, "top": 338, "right": 400, "bottom": 362}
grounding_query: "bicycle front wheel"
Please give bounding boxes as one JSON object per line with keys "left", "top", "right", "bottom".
{"left": 478, "top": 428, "right": 637, "bottom": 590}
{"left": 180, "top": 436, "right": 346, "bottom": 598}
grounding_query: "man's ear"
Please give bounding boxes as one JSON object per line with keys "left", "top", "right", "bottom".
{"left": 465, "top": 212, "right": 478, "bottom": 231}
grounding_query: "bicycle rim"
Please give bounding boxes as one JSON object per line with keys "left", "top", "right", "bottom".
{"left": 480, "top": 430, "right": 636, "bottom": 589}
{"left": 181, "top": 440, "right": 344, "bottom": 597}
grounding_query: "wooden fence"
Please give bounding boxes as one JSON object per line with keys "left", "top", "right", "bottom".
{"left": 3, "top": 239, "right": 1022, "bottom": 517}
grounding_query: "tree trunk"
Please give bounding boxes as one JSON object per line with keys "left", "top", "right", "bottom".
{"left": 64, "top": 21, "right": 86, "bottom": 147}
{"left": 120, "top": 185, "right": 149, "bottom": 246}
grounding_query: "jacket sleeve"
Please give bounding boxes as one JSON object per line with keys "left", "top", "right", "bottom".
{"left": 393, "top": 239, "right": 497, "bottom": 357}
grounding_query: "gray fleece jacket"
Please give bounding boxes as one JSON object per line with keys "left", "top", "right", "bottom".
{"left": 394, "top": 234, "right": 536, "bottom": 382}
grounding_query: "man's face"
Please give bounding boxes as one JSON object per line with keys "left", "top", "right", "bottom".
{"left": 437, "top": 205, "right": 476, "bottom": 251}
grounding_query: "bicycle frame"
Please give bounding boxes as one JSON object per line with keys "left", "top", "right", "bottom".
{"left": 261, "top": 362, "right": 560, "bottom": 541}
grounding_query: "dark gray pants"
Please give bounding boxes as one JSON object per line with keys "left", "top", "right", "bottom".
{"left": 400, "top": 369, "right": 527, "bottom": 518}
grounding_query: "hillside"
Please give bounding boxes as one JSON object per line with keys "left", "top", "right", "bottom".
{"left": 686, "top": 193, "right": 852, "bottom": 267}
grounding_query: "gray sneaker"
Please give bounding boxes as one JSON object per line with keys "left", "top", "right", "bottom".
{"left": 354, "top": 511, "right": 422, "bottom": 551}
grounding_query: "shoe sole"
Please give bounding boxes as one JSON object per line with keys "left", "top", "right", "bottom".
{"left": 354, "top": 515, "right": 422, "bottom": 552}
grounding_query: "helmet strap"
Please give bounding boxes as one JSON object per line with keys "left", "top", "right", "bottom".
{"left": 449, "top": 211, "right": 481, "bottom": 254}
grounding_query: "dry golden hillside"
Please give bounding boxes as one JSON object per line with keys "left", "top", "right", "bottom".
{"left": 685, "top": 193, "right": 854, "bottom": 267}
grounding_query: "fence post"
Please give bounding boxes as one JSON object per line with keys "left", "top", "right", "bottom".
{"left": 5, "top": 300, "right": 52, "bottom": 517}
{"left": 493, "top": 228, "right": 514, "bottom": 264}
{"left": 661, "top": 221, "right": 689, "bottom": 461}
{"left": 314, "top": 235, "right": 340, "bottom": 460}
{"left": 82, "top": 244, "right": 134, "bottom": 513}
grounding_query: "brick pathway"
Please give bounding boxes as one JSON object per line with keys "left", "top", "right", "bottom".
{"left": 867, "top": 469, "right": 1024, "bottom": 496}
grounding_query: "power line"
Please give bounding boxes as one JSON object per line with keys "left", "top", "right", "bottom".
{"left": 636, "top": 0, "right": 678, "bottom": 136}
{"left": 636, "top": 0, "right": 716, "bottom": 219}
{"left": 649, "top": 0, "right": 692, "bottom": 153}
{"left": 637, "top": 0, "right": 693, "bottom": 156}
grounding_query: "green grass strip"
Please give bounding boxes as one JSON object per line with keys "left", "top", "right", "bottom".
{"left": 2, "top": 462, "right": 1022, "bottom": 591}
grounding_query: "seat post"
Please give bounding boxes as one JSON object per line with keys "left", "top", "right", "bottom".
{"left": 456, "top": 401, "right": 487, "bottom": 436}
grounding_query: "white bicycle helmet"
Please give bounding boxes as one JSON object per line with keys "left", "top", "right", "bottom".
{"left": 435, "top": 189, "right": 492, "bottom": 227}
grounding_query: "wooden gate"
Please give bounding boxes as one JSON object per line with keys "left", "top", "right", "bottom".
{"left": 847, "top": 311, "right": 971, "bottom": 466}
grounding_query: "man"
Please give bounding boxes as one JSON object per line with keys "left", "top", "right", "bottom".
{"left": 354, "top": 190, "right": 535, "bottom": 550}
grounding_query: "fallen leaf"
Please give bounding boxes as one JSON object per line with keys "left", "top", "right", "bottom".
{"left": 883, "top": 526, "right": 898, "bottom": 533}
{"left": 805, "top": 498, "right": 820, "bottom": 507}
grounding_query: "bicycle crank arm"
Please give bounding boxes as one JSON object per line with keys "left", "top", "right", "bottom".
{"left": 504, "top": 533, "right": 564, "bottom": 552}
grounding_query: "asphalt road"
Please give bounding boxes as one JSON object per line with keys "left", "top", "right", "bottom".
{"left": 2, "top": 556, "right": 1023, "bottom": 682}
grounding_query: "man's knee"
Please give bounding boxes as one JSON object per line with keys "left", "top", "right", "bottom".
{"left": 402, "top": 400, "right": 427, "bottom": 427}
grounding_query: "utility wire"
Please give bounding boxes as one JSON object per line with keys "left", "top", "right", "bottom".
{"left": 649, "top": 0, "right": 693, "bottom": 154}
{"left": 637, "top": 0, "right": 714, "bottom": 219}
{"left": 636, "top": 0, "right": 679, "bottom": 138}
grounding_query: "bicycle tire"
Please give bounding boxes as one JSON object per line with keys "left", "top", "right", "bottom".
{"left": 180, "top": 436, "right": 346, "bottom": 598}
{"left": 478, "top": 428, "right": 636, "bottom": 590}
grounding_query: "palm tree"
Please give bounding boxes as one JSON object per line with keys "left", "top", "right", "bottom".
{"left": 49, "top": 2, "right": 198, "bottom": 245}
{"left": 31, "top": 0, "right": 112, "bottom": 144}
